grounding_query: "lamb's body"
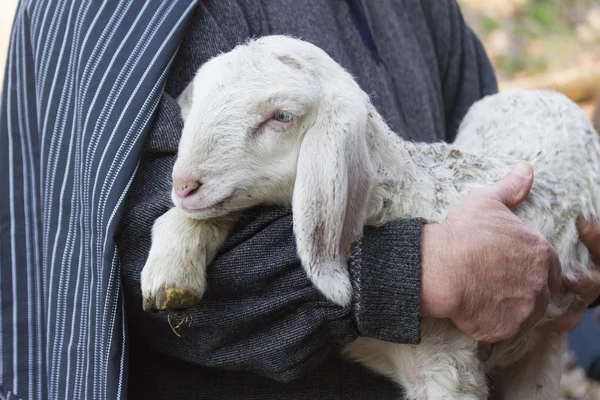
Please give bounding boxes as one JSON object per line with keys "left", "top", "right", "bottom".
{"left": 140, "top": 36, "right": 600, "bottom": 399}
{"left": 368, "top": 90, "right": 598, "bottom": 272}
{"left": 343, "top": 89, "right": 600, "bottom": 399}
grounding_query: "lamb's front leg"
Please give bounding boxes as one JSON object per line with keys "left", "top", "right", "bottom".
{"left": 497, "top": 332, "right": 565, "bottom": 400}
{"left": 344, "top": 319, "right": 488, "bottom": 400}
{"left": 141, "top": 207, "right": 233, "bottom": 311}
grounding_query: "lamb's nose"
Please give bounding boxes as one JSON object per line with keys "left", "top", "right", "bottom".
{"left": 173, "top": 179, "right": 202, "bottom": 199}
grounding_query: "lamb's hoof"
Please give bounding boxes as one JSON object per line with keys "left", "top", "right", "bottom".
{"left": 143, "top": 297, "right": 157, "bottom": 312}
{"left": 143, "top": 287, "right": 202, "bottom": 312}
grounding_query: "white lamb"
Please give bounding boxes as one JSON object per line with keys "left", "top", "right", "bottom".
{"left": 140, "top": 35, "right": 600, "bottom": 399}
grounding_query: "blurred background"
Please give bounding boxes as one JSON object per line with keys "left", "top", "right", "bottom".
{"left": 1, "top": 0, "right": 599, "bottom": 399}
{"left": 458, "top": 0, "right": 600, "bottom": 124}
{"left": 0, "top": 0, "right": 19, "bottom": 89}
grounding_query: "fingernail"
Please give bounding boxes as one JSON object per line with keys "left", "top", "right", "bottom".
{"left": 512, "top": 161, "right": 533, "bottom": 178}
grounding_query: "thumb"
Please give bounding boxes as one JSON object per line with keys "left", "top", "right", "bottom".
{"left": 488, "top": 161, "right": 534, "bottom": 209}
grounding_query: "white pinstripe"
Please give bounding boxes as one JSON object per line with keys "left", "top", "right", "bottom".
{"left": 29, "top": 0, "right": 44, "bottom": 40}
{"left": 116, "top": 282, "right": 126, "bottom": 400}
{"left": 14, "top": 8, "right": 46, "bottom": 395}
{"left": 14, "top": 12, "right": 36, "bottom": 398}
{"left": 33, "top": 0, "right": 52, "bottom": 68}
{"left": 33, "top": 0, "right": 54, "bottom": 97}
{"left": 36, "top": 0, "right": 66, "bottom": 137}
{"left": 23, "top": 6, "right": 49, "bottom": 396}
{"left": 5, "top": 20, "right": 19, "bottom": 395}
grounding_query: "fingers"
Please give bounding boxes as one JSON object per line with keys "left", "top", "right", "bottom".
{"left": 513, "top": 244, "right": 560, "bottom": 336}
{"left": 541, "top": 269, "right": 600, "bottom": 333}
{"left": 576, "top": 218, "right": 600, "bottom": 308}
{"left": 522, "top": 246, "right": 561, "bottom": 333}
{"left": 544, "top": 297, "right": 586, "bottom": 332}
{"left": 545, "top": 270, "right": 600, "bottom": 332}
{"left": 563, "top": 270, "right": 600, "bottom": 306}
{"left": 578, "top": 218, "right": 600, "bottom": 262}
{"left": 526, "top": 286, "right": 551, "bottom": 333}
{"left": 487, "top": 161, "right": 534, "bottom": 209}
{"left": 491, "top": 287, "right": 551, "bottom": 344}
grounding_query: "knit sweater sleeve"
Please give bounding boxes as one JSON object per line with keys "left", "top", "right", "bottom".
{"left": 347, "top": 220, "right": 426, "bottom": 344}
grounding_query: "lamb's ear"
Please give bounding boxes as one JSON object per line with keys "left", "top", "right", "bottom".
{"left": 177, "top": 80, "right": 194, "bottom": 123}
{"left": 293, "top": 108, "right": 374, "bottom": 307}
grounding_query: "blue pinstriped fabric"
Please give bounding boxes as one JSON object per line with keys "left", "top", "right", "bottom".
{"left": 0, "top": 1, "right": 198, "bottom": 398}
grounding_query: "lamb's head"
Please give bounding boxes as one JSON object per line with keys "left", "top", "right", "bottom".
{"left": 173, "top": 35, "right": 376, "bottom": 305}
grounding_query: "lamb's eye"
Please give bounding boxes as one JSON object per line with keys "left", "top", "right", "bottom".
{"left": 273, "top": 110, "right": 294, "bottom": 123}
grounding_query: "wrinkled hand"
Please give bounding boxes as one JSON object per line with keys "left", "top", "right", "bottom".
{"left": 420, "top": 161, "right": 562, "bottom": 343}
{"left": 544, "top": 219, "right": 600, "bottom": 332}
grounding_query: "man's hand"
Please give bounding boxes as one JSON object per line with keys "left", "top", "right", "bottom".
{"left": 420, "top": 161, "right": 562, "bottom": 343}
{"left": 544, "top": 219, "right": 600, "bottom": 332}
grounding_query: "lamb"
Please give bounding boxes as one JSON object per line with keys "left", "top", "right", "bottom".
{"left": 140, "top": 35, "right": 600, "bottom": 399}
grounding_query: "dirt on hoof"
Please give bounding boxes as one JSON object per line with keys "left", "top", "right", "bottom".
{"left": 155, "top": 287, "right": 202, "bottom": 311}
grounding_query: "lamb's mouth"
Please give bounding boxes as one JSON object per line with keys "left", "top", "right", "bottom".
{"left": 179, "top": 190, "right": 239, "bottom": 215}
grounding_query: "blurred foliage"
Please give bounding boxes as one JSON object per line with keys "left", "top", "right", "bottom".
{"left": 458, "top": 0, "right": 600, "bottom": 81}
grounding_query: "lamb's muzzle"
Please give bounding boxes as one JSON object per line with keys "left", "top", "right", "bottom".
{"left": 141, "top": 35, "right": 600, "bottom": 399}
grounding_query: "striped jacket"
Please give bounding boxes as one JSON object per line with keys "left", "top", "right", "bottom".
{"left": 1, "top": 1, "right": 198, "bottom": 398}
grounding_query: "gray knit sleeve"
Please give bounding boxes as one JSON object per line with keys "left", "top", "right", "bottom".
{"left": 348, "top": 220, "right": 426, "bottom": 344}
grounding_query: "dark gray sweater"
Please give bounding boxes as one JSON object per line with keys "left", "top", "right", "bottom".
{"left": 116, "top": 1, "right": 498, "bottom": 398}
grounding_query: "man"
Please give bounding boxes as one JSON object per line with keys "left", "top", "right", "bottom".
{"left": 1, "top": 1, "right": 599, "bottom": 399}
